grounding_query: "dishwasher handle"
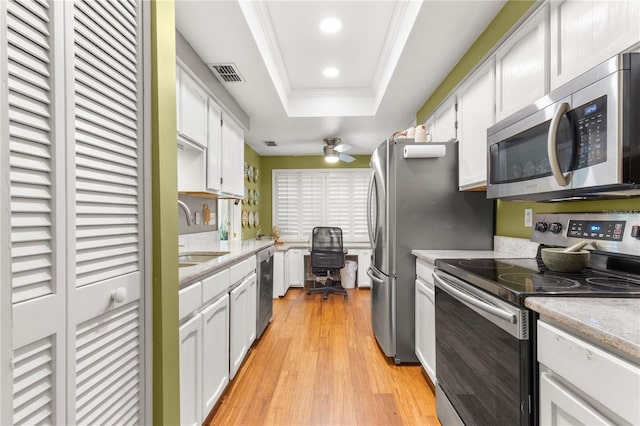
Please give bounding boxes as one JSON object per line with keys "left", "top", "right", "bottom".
{"left": 433, "top": 272, "right": 516, "bottom": 324}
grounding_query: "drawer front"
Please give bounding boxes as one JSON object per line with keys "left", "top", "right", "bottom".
{"left": 247, "top": 255, "right": 257, "bottom": 273}
{"left": 179, "top": 281, "right": 203, "bottom": 320}
{"left": 202, "top": 268, "right": 231, "bottom": 305}
{"left": 230, "top": 258, "right": 250, "bottom": 284}
{"left": 537, "top": 320, "right": 640, "bottom": 425}
{"left": 416, "top": 259, "right": 435, "bottom": 284}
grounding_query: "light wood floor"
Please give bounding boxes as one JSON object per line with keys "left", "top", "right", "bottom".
{"left": 207, "top": 288, "right": 440, "bottom": 426}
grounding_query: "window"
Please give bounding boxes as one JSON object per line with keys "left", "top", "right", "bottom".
{"left": 273, "top": 169, "right": 372, "bottom": 241}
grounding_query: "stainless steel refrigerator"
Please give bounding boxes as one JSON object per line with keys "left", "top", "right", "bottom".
{"left": 366, "top": 140, "right": 494, "bottom": 364}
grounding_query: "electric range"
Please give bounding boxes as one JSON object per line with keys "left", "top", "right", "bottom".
{"left": 432, "top": 212, "right": 640, "bottom": 426}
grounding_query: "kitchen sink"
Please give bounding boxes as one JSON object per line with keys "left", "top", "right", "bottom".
{"left": 178, "top": 251, "right": 229, "bottom": 267}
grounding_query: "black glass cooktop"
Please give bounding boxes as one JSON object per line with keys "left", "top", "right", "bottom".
{"left": 436, "top": 258, "right": 640, "bottom": 306}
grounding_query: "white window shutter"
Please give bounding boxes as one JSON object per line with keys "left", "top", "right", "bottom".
{"left": 326, "top": 173, "right": 351, "bottom": 237}
{"left": 351, "top": 172, "right": 370, "bottom": 241}
{"left": 273, "top": 172, "right": 300, "bottom": 239}
{"left": 300, "top": 173, "right": 323, "bottom": 240}
{"left": 273, "top": 169, "right": 371, "bottom": 242}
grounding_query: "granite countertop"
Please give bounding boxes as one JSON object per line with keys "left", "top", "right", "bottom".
{"left": 411, "top": 249, "right": 520, "bottom": 265}
{"left": 178, "top": 239, "right": 275, "bottom": 288}
{"left": 525, "top": 297, "right": 640, "bottom": 363}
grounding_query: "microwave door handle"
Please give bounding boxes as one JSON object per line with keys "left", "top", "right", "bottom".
{"left": 547, "top": 102, "right": 573, "bottom": 186}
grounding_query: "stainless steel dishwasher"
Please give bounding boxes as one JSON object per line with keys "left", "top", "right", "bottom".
{"left": 256, "top": 246, "right": 275, "bottom": 338}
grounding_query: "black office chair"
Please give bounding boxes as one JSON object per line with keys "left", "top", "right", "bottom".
{"left": 307, "top": 227, "right": 348, "bottom": 300}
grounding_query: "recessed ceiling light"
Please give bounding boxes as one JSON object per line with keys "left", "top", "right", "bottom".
{"left": 323, "top": 67, "right": 340, "bottom": 78}
{"left": 319, "top": 17, "right": 342, "bottom": 34}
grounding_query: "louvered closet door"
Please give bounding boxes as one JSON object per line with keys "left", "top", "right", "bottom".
{"left": 67, "top": 1, "right": 145, "bottom": 424}
{"left": 6, "top": 1, "right": 66, "bottom": 424}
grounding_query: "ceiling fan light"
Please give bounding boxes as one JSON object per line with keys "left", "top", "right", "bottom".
{"left": 325, "top": 153, "right": 340, "bottom": 163}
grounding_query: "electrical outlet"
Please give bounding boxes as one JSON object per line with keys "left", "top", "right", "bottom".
{"left": 524, "top": 208, "right": 533, "bottom": 227}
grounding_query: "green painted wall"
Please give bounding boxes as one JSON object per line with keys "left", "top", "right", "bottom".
{"left": 259, "top": 155, "right": 371, "bottom": 239}
{"left": 414, "top": 0, "right": 640, "bottom": 238}
{"left": 151, "top": 1, "right": 180, "bottom": 424}
{"left": 242, "top": 144, "right": 263, "bottom": 240}
{"left": 497, "top": 199, "right": 640, "bottom": 238}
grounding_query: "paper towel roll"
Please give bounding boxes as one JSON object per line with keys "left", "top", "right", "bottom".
{"left": 403, "top": 144, "right": 446, "bottom": 158}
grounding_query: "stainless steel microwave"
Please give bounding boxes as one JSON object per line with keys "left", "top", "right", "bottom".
{"left": 487, "top": 53, "right": 640, "bottom": 201}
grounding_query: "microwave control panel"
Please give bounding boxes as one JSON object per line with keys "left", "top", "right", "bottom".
{"left": 567, "top": 220, "right": 625, "bottom": 241}
{"left": 573, "top": 95, "right": 607, "bottom": 169}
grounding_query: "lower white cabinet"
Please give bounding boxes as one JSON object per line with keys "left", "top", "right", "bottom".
{"left": 247, "top": 272, "right": 257, "bottom": 343}
{"left": 229, "top": 275, "right": 257, "bottom": 379}
{"left": 201, "top": 294, "right": 230, "bottom": 415}
{"left": 179, "top": 255, "right": 258, "bottom": 423}
{"left": 179, "top": 315, "right": 203, "bottom": 426}
{"left": 356, "top": 249, "right": 372, "bottom": 288}
{"left": 273, "top": 251, "right": 285, "bottom": 297}
{"left": 538, "top": 320, "right": 640, "bottom": 425}
{"left": 415, "top": 259, "right": 436, "bottom": 385}
{"left": 287, "top": 249, "right": 304, "bottom": 287}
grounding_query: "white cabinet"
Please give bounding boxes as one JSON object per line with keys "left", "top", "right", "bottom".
{"left": 415, "top": 259, "right": 436, "bottom": 385}
{"left": 550, "top": 1, "right": 640, "bottom": 90}
{"left": 177, "top": 67, "right": 208, "bottom": 147}
{"left": 207, "top": 99, "right": 222, "bottom": 193}
{"left": 247, "top": 272, "right": 257, "bottom": 343}
{"left": 221, "top": 115, "right": 245, "bottom": 198}
{"left": 357, "top": 249, "right": 372, "bottom": 288}
{"left": 495, "top": 4, "right": 548, "bottom": 122}
{"left": 179, "top": 315, "right": 203, "bottom": 426}
{"left": 457, "top": 59, "right": 495, "bottom": 190}
{"left": 538, "top": 320, "right": 640, "bottom": 425}
{"left": 428, "top": 97, "right": 457, "bottom": 142}
{"left": 286, "top": 249, "right": 304, "bottom": 287}
{"left": 201, "top": 294, "right": 230, "bottom": 415}
{"left": 229, "top": 270, "right": 256, "bottom": 380}
{"left": 273, "top": 251, "right": 286, "bottom": 297}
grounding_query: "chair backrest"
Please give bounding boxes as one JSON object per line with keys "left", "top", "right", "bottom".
{"left": 311, "top": 227, "right": 345, "bottom": 270}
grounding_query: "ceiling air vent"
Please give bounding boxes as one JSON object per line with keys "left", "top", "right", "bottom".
{"left": 263, "top": 140, "right": 277, "bottom": 147}
{"left": 210, "top": 63, "right": 243, "bottom": 82}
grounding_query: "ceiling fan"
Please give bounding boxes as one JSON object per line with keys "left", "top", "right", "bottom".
{"left": 323, "top": 138, "right": 355, "bottom": 163}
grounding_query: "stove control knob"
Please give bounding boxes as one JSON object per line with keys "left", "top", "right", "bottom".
{"left": 534, "top": 221, "right": 548, "bottom": 233}
{"left": 549, "top": 222, "right": 563, "bottom": 234}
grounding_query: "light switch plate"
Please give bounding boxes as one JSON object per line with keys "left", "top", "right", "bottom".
{"left": 524, "top": 208, "right": 533, "bottom": 227}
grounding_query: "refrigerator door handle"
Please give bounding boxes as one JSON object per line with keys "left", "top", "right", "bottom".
{"left": 367, "top": 174, "right": 376, "bottom": 246}
{"left": 367, "top": 267, "right": 384, "bottom": 283}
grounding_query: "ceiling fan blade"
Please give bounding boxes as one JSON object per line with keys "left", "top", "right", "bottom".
{"left": 339, "top": 153, "right": 356, "bottom": 163}
{"left": 334, "top": 143, "right": 352, "bottom": 153}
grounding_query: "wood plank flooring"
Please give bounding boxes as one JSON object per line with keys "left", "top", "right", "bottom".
{"left": 207, "top": 288, "right": 441, "bottom": 426}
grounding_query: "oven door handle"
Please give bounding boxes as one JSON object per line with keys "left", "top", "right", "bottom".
{"left": 433, "top": 273, "right": 516, "bottom": 324}
{"left": 547, "top": 101, "right": 572, "bottom": 187}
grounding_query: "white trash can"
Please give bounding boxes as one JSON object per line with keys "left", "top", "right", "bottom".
{"left": 340, "top": 260, "right": 358, "bottom": 288}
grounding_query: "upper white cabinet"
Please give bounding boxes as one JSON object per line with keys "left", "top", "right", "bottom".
{"left": 207, "top": 99, "right": 223, "bottom": 193}
{"left": 495, "top": 4, "right": 548, "bottom": 121}
{"left": 221, "top": 115, "right": 245, "bottom": 198}
{"left": 177, "top": 67, "right": 208, "bottom": 147}
{"left": 429, "top": 97, "right": 457, "bottom": 143}
{"left": 457, "top": 60, "right": 495, "bottom": 189}
{"left": 550, "top": 1, "right": 640, "bottom": 90}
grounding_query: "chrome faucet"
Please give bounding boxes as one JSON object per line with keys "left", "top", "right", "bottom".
{"left": 178, "top": 200, "right": 192, "bottom": 226}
